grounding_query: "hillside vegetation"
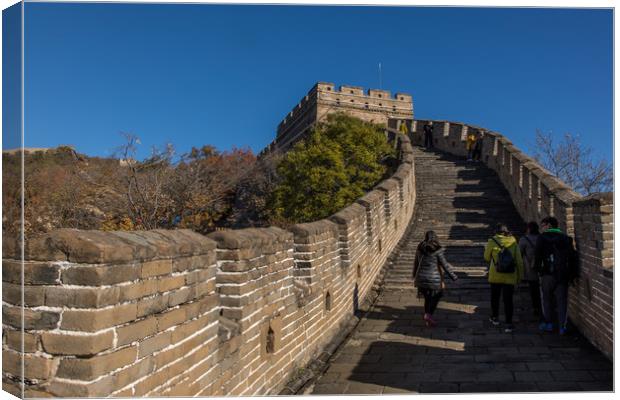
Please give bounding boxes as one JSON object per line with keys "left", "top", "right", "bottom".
{"left": 2, "top": 114, "right": 395, "bottom": 238}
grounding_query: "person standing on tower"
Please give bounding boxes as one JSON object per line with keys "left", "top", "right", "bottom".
{"left": 423, "top": 122, "right": 434, "bottom": 149}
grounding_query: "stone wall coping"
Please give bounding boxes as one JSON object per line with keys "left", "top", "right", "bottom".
{"left": 207, "top": 227, "right": 292, "bottom": 250}
{"left": 19, "top": 228, "right": 216, "bottom": 263}
{"left": 357, "top": 189, "right": 385, "bottom": 208}
{"left": 289, "top": 220, "right": 339, "bottom": 239}
{"left": 573, "top": 192, "right": 614, "bottom": 208}
{"left": 329, "top": 202, "right": 367, "bottom": 225}
{"left": 376, "top": 178, "right": 399, "bottom": 193}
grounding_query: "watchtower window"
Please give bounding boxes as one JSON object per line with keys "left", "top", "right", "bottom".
{"left": 326, "top": 87, "right": 332, "bottom": 91}
{"left": 379, "top": 103, "right": 383, "bottom": 107}
{"left": 400, "top": 97, "right": 404, "bottom": 100}
{"left": 357, "top": 264, "right": 362, "bottom": 278}
{"left": 350, "top": 99, "right": 355, "bottom": 103}
{"left": 365, "top": 102, "right": 369, "bottom": 109}
{"left": 393, "top": 106, "right": 396, "bottom": 111}
{"left": 266, "top": 326, "right": 275, "bottom": 354}
{"left": 378, "top": 94, "right": 382, "bottom": 98}
{"left": 325, "top": 292, "right": 332, "bottom": 311}
{"left": 350, "top": 90, "right": 354, "bottom": 94}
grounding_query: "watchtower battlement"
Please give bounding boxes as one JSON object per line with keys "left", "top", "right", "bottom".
{"left": 273, "top": 82, "right": 414, "bottom": 152}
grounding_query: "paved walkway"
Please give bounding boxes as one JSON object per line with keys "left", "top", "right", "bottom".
{"left": 309, "top": 148, "right": 613, "bottom": 394}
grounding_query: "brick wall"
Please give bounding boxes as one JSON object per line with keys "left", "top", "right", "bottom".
{"left": 2, "top": 134, "right": 416, "bottom": 397}
{"left": 411, "top": 119, "right": 613, "bottom": 360}
{"left": 568, "top": 194, "right": 614, "bottom": 358}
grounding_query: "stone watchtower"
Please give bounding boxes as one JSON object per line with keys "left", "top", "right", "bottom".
{"left": 265, "top": 82, "right": 414, "bottom": 153}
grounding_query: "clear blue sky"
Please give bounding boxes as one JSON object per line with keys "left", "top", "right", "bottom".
{"left": 10, "top": 3, "right": 614, "bottom": 161}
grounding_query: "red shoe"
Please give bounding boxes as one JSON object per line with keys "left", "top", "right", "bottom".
{"left": 423, "top": 313, "right": 437, "bottom": 327}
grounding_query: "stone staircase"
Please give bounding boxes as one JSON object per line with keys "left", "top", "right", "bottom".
{"left": 385, "top": 148, "right": 524, "bottom": 292}
{"left": 309, "top": 146, "right": 613, "bottom": 394}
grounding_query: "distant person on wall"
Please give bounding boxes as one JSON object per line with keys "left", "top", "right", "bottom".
{"left": 534, "top": 216, "right": 579, "bottom": 335}
{"left": 423, "top": 122, "right": 434, "bottom": 149}
{"left": 466, "top": 131, "right": 477, "bottom": 161}
{"left": 413, "top": 231, "right": 458, "bottom": 327}
{"left": 472, "top": 131, "right": 483, "bottom": 162}
{"left": 399, "top": 120, "right": 409, "bottom": 135}
{"left": 519, "top": 221, "right": 542, "bottom": 317}
{"left": 484, "top": 223, "right": 524, "bottom": 333}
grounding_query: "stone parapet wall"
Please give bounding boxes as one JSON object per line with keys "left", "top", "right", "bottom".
{"left": 568, "top": 193, "right": 614, "bottom": 358}
{"left": 410, "top": 119, "right": 613, "bottom": 360}
{"left": 2, "top": 134, "right": 416, "bottom": 397}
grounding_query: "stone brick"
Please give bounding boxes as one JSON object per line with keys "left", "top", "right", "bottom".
{"left": 2, "top": 282, "right": 45, "bottom": 306}
{"left": 2, "top": 350, "right": 56, "bottom": 380}
{"left": 117, "top": 316, "right": 158, "bottom": 346}
{"left": 120, "top": 279, "right": 159, "bottom": 301}
{"left": 46, "top": 375, "right": 116, "bottom": 397}
{"left": 158, "top": 275, "right": 186, "bottom": 293}
{"left": 168, "top": 286, "right": 194, "bottom": 307}
{"left": 41, "top": 330, "right": 114, "bottom": 355}
{"left": 2, "top": 303, "right": 60, "bottom": 330}
{"left": 56, "top": 346, "right": 137, "bottom": 380}
{"left": 61, "top": 263, "right": 140, "bottom": 285}
{"left": 45, "top": 285, "right": 120, "bottom": 308}
{"left": 114, "top": 356, "right": 155, "bottom": 389}
{"left": 61, "top": 303, "right": 137, "bottom": 331}
{"left": 141, "top": 259, "right": 172, "bottom": 278}
{"left": 137, "top": 294, "right": 170, "bottom": 317}
{"left": 5, "top": 329, "right": 40, "bottom": 353}
{"left": 2, "top": 260, "right": 60, "bottom": 284}
{"left": 138, "top": 331, "right": 172, "bottom": 358}
{"left": 173, "top": 254, "right": 216, "bottom": 272}
{"left": 157, "top": 307, "right": 187, "bottom": 332}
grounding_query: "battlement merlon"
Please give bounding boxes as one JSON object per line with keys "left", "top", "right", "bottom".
{"left": 277, "top": 82, "right": 414, "bottom": 131}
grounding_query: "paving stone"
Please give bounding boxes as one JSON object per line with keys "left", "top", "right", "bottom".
{"left": 514, "top": 371, "right": 552, "bottom": 382}
{"left": 577, "top": 381, "right": 613, "bottom": 391}
{"left": 537, "top": 381, "right": 582, "bottom": 391}
{"left": 344, "top": 382, "right": 384, "bottom": 394}
{"left": 526, "top": 361, "right": 565, "bottom": 371}
{"left": 550, "top": 370, "right": 595, "bottom": 382}
{"left": 311, "top": 383, "right": 348, "bottom": 394}
{"left": 475, "top": 370, "right": 514, "bottom": 382}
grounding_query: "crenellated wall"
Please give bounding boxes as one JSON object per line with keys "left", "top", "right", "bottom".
{"left": 409, "top": 119, "right": 613, "bottom": 360}
{"left": 2, "top": 134, "right": 416, "bottom": 397}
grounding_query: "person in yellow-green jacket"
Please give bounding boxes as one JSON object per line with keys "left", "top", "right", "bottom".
{"left": 484, "top": 223, "right": 524, "bottom": 333}
{"left": 466, "top": 131, "right": 477, "bottom": 161}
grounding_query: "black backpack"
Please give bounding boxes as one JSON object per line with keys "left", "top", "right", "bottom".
{"left": 544, "top": 236, "right": 579, "bottom": 284}
{"left": 491, "top": 237, "right": 516, "bottom": 273}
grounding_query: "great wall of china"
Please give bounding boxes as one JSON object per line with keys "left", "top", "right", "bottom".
{"left": 2, "top": 84, "right": 613, "bottom": 397}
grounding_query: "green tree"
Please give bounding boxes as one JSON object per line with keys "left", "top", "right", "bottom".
{"left": 269, "top": 113, "right": 395, "bottom": 223}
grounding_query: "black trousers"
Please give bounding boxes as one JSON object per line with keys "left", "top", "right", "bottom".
{"left": 424, "top": 132, "right": 433, "bottom": 148}
{"left": 491, "top": 283, "right": 514, "bottom": 323}
{"left": 419, "top": 288, "right": 443, "bottom": 315}
{"left": 528, "top": 279, "right": 542, "bottom": 314}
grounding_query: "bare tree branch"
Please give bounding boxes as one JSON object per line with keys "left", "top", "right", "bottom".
{"left": 532, "top": 130, "right": 613, "bottom": 195}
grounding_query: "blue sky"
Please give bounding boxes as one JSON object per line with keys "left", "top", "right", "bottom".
{"left": 6, "top": 3, "right": 614, "bottom": 162}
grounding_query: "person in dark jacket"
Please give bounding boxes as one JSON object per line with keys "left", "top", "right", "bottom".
{"left": 472, "top": 131, "right": 483, "bottom": 161}
{"left": 534, "top": 216, "right": 578, "bottom": 335}
{"left": 519, "top": 221, "right": 542, "bottom": 317}
{"left": 423, "top": 122, "right": 434, "bottom": 149}
{"left": 413, "top": 231, "right": 458, "bottom": 327}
